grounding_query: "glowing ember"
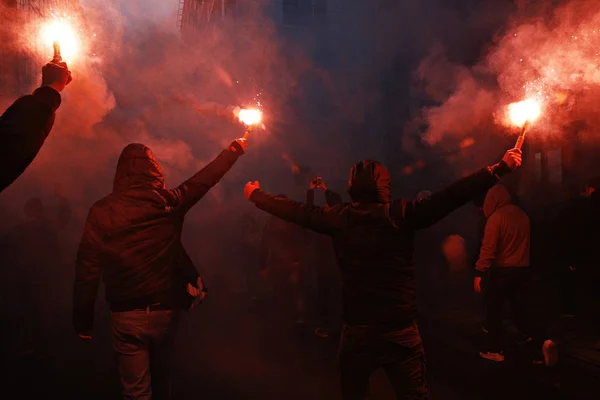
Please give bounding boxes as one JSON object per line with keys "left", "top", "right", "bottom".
{"left": 40, "top": 20, "right": 79, "bottom": 61}
{"left": 507, "top": 98, "right": 542, "bottom": 127}
{"left": 237, "top": 108, "right": 262, "bottom": 126}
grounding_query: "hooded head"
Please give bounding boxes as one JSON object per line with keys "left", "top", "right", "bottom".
{"left": 483, "top": 184, "right": 512, "bottom": 218}
{"left": 113, "top": 143, "right": 165, "bottom": 192}
{"left": 347, "top": 160, "right": 391, "bottom": 204}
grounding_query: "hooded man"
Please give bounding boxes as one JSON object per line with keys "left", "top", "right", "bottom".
{"left": 474, "top": 184, "right": 531, "bottom": 362}
{"left": 73, "top": 138, "right": 246, "bottom": 399}
{"left": 244, "top": 148, "right": 522, "bottom": 400}
{"left": 0, "top": 61, "right": 72, "bottom": 193}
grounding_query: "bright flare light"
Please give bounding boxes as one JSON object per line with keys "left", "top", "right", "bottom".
{"left": 40, "top": 20, "right": 79, "bottom": 61}
{"left": 507, "top": 98, "right": 542, "bottom": 127}
{"left": 238, "top": 108, "right": 262, "bottom": 126}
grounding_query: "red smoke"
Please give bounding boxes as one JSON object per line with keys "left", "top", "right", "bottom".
{"left": 418, "top": 0, "right": 600, "bottom": 145}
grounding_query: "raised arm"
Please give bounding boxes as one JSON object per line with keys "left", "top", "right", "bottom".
{"left": 397, "top": 149, "right": 521, "bottom": 231}
{"left": 170, "top": 139, "right": 245, "bottom": 214}
{"left": 0, "top": 62, "right": 71, "bottom": 193}
{"left": 309, "top": 176, "right": 343, "bottom": 206}
{"left": 246, "top": 182, "right": 345, "bottom": 234}
{"left": 73, "top": 208, "right": 103, "bottom": 338}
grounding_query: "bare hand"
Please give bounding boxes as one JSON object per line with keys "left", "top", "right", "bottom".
{"left": 310, "top": 177, "right": 327, "bottom": 191}
{"left": 234, "top": 137, "right": 247, "bottom": 151}
{"left": 42, "top": 61, "right": 72, "bottom": 92}
{"left": 502, "top": 148, "right": 523, "bottom": 170}
{"left": 187, "top": 277, "right": 207, "bottom": 309}
{"left": 474, "top": 277, "right": 482, "bottom": 293}
{"left": 245, "top": 181, "right": 260, "bottom": 200}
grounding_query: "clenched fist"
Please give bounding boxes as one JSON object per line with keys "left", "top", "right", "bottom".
{"left": 244, "top": 181, "right": 260, "bottom": 200}
{"left": 501, "top": 148, "right": 523, "bottom": 170}
{"left": 42, "top": 61, "right": 72, "bottom": 92}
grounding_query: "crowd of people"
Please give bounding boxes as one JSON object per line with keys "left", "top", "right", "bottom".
{"left": 1, "top": 59, "right": 599, "bottom": 400}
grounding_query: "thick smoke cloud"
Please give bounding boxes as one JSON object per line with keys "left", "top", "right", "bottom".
{"left": 417, "top": 0, "right": 600, "bottom": 147}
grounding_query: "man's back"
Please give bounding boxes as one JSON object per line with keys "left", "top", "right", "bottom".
{"left": 330, "top": 204, "right": 416, "bottom": 327}
{"left": 87, "top": 188, "right": 184, "bottom": 305}
{"left": 488, "top": 204, "right": 530, "bottom": 267}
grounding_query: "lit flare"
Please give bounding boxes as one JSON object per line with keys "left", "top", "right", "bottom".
{"left": 507, "top": 98, "right": 542, "bottom": 128}
{"left": 507, "top": 98, "right": 542, "bottom": 149}
{"left": 237, "top": 108, "right": 262, "bottom": 126}
{"left": 40, "top": 20, "right": 79, "bottom": 61}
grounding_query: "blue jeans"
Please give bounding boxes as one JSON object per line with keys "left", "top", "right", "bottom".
{"left": 338, "top": 321, "right": 428, "bottom": 400}
{"left": 111, "top": 309, "right": 180, "bottom": 400}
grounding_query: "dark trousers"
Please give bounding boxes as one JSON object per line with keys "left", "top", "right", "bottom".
{"left": 111, "top": 309, "right": 180, "bottom": 400}
{"left": 338, "top": 322, "right": 428, "bottom": 400}
{"left": 485, "top": 268, "right": 530, "bottom": 351}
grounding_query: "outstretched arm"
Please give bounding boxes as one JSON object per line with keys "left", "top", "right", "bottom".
{"left": 246, "top": 182, "right": 344, "bottom": 234}
{"left": 0, "top": 62, "right": 72, "bottom": 193}
{"left": 398, "top": 149, "right": 521, "bottom": 230}
{"left": 170, "top": 139, "right": 246, "bottom": 214}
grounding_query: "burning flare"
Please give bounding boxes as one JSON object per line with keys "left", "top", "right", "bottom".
{"left": 507, "top": 98, "right": 542, "bottom": 128}
{"left": 237, "top": 108, "right": 262, "bottom": 126}
{"left": 40, "top": 20, "right": 79, "bottom": 61}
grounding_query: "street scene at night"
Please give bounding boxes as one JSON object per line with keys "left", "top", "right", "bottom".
{"left": 1, "top": 0, "right": 600, "bottom": 399}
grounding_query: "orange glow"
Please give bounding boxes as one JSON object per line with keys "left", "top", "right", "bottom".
{"left": 40, "top": 19, "right": 79, "bottom": 61}
{"left": 237, "top": 108, "right": 262, "bottom": 126}
{"left": 507, "top": 98, "right": 542, "bottom": 127}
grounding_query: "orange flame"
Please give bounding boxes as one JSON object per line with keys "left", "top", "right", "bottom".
{"left": 237, "top": 108, "right": 262, "bottom": 126}
{"left": 40, "top": 19, "right": 79, "bottom": 61}
{"left": 507, "top": 98, "right": 542, "bottom": 127}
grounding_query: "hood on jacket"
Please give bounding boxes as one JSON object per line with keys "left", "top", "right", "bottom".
{"left": 347, "top": 160, "right": 391, "bottom": 204}
{"left": 483, "top": 184, "right": 512, "bottom": 218}
{"left": 113, "top": 143, "right": 164, "bottom": 192}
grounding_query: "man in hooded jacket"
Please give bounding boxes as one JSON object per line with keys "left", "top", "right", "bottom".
{"left": 0, "top": 61, "right": 72, "bottom": 193}
{"left": 243, "top": 148, "right": 522, "bottom": 400}
{"left": 73, "top": 138, "right": 246, "bottom": 399}
{"left": 474, "top": 184, "right": 531, "bottom": 362}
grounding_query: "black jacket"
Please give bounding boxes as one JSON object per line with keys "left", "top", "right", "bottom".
{"left": 73, "top": 141, "right": 244, "bottom": 334}
{"left": 0, "top": 86, "right": 61, "bottom": 193}
{"left": 250, "top": 160, "right": 511, "bottom": 326}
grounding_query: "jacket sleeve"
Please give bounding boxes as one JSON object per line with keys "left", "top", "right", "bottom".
{"left": 250, "top": 190, "right": 345, "bottom": 234}
{"left": 475, "top": 214, "right": 501, "bottom": 275}
{"left": 73, "top": 209, "right": 103, "bottom": 335}
{"left": 398, "top": 162, "right": 510, "bottom": 231}
{"left": 0, "top": 87, "right": 62, "bottom": 193}
{"left": 170, "top": 141, "right": 244, "bottom": 214}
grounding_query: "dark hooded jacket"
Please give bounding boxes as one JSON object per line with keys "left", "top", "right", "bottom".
{"left": 250, "top": 159, "right": 512, "bottom": 326}
{"left": 73, "top": 141, "right": 244, "bottom": 334}
{"left": 0, "top": 86, "right": 62, "bottom": 193}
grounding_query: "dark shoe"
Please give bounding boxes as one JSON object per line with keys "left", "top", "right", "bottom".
{"left": 479, "top": 351, "right": 505, "bottom": 362}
